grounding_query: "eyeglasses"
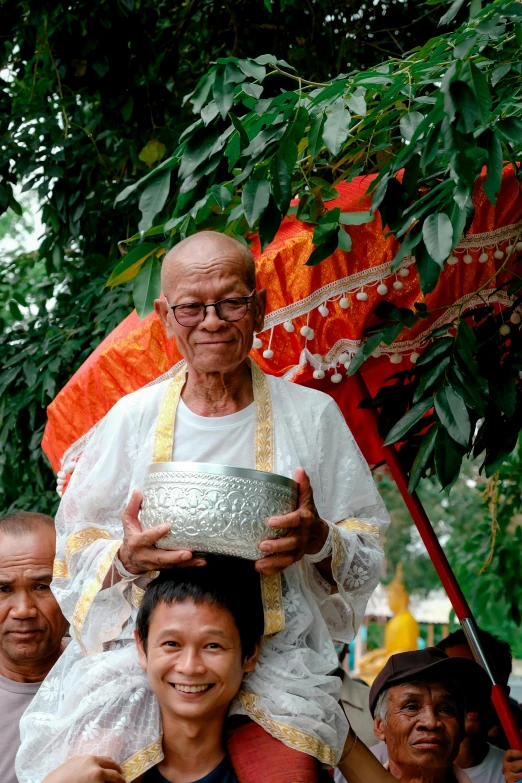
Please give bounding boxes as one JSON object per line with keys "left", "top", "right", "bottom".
{"left": 167, "top": 291, "right": 256, "bottom": 327}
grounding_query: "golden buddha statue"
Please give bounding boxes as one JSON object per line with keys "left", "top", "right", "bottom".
{"left": 357, "top": 564, "right": 419, "bottom": 685}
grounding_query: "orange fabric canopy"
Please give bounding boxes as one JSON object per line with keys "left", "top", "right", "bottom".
{"left": 43, "top": 167, "right": 522, "bottom": 474}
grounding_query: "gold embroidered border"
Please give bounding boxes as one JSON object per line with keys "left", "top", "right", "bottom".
{"left": 64, "top": 527, "right": 114, "bottom": 564}
{"left": 71, "top": 539, "right": 122, "bottom": 650}
{"left": 122, "top": 736, "right": 164, "bottom": 782}
{"left": 336, "top": 519, "right": 380, "bottom": 537}
{"left": 330, "top": 523, "right": 344, "bottom": 573}
{"left": 252, "top": 363, "right": 285, "bottom": 635}
{"left": 131, "top": 583, "right": 146, "bottom": 609}
{"left": 252, "top": 362, "right": 274, "bottom": 473}
{"left": 238, "top": 691, "right": 337, "bottom": 767}
{"left": 152, "top": 367, "right": 186, "bottom": 463}
{"left": 150, "top": 361, "right": 284, "bottom": 636}
{"left": 260, "top": 572, "right": 285, "bottom": 636}
{"left": 52, "top": 558, "right": 70, "bottom": 579}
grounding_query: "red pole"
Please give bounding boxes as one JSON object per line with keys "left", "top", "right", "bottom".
{"left": 351, "top": 371, "right": 522, "bottom": 750}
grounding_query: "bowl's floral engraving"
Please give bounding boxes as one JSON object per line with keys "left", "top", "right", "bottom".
{"left": 141, "top": 470, "right": 297, "bottom": 559}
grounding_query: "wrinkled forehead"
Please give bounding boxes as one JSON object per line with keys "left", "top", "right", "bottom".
{"left": 389, "top": 679, "right": 458, "bottom": 704}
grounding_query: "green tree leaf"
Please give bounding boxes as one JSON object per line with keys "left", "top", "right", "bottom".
{"left": 347, "top": 332, "right": 385, "bottom": 375}
{"left": 496, "top": 117, "right": 522, "bottom": 143}
{"left": 313, "top": 207, "right": 340, "bottom": 244}
{"left": 416, "top": 241, "right": 442, "bottom": 294}
{"left": 483, "top": 132, "right": 503, "bottom": 205}
{"left": 439, "top": 0, "right": 466, "bottom": 26}
{"left": 384, "top": 398, "right": 434, "bottom": 446}
{"left": 242, "top": 179, "right": 271, "bottom": 228}
{"left": 434, "top": 427, "right": 463, "bottom": 488}
{"left": 413, "top": 354, "right": 451, "bottom": 402}
{"left": 322, "top": 101, "right": 351, "bottom": 156}
{"left": 415, "top": 336, "right": 454, "bottom": 367}
{"left": 259, "top": 196, "right": 282, "bottom": 251}
{"left": 308, "top": 112, "right": 326, "bottom": 157}
{"left": 408, "top": 425, "right": 439, "bottom": 493}
{"left": 106, "top": 243, "right": 160, "bottom": 287}
{"left": 422, "top": 213, "right": 453, "bottom": 266}
{"left": 212, "top": 68, "right": 235, "bottom": 119}
{"left": 133, "top": 255, "right": 162, "bottom": 319}
{"left": 210, "top": 185, "right": 232, "bottom": 211}
{"left": 138, "top": 172, "right": 171, "bottom": 234}
{"left": 460, "top": 61, "right": 491, "bottom": 125}
{"left": 400, "top": 111, "right": 424, "bottom": 141}
{"left": 270, "top": 157, "right": 291, "bottom": 215}
{"left": 434, "top": 386, "right": 470, "bottom": 446}
{"left": 306, "top": 230, "right": 339, "bottom": 266}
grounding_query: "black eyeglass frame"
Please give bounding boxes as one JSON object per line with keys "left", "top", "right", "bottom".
{"left": 166, "top": 290, "right": 256, "bottom": 326}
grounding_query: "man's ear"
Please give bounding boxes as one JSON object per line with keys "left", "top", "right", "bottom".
{"left": 134, "top": 629, "right": 148, "bottom": 672}
{"left": 242, "top": 640, "right": 261, "bottom": 674}
{"left": 155, "top": 299, "right": 176, "bottom": 339}
{"left": 253, "top": 289, "right": 267, "bottom": 334}
{"left": 374, "top": 717, "right": 386, "bottom": 742}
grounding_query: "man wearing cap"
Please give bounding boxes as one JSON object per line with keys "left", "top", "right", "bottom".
{"left": 336, "top": 648, "right": 492, "bottom": 783}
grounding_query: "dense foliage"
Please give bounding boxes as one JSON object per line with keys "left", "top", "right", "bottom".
{"left": 112, "top": 0, "right": 522, "bottom": 494}
{"left": 0, "top": 0, "right": 444, "bottom": 514}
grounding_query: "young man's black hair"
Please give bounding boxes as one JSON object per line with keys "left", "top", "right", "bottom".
{"left": 136, "top": 554, "right": 264, "bottom": 659}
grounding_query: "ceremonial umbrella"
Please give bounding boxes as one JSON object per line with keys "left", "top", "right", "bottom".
{"left": 43, "top": 165, "right": 522, "bottom": 747}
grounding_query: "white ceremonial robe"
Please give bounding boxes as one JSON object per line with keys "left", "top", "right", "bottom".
{"left": 17, "top": 365, "right": 389, "bottom": 783}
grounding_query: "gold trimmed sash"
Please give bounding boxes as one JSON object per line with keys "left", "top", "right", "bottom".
{"left": 152, "top": 361, "right": 285, "bottom": 636}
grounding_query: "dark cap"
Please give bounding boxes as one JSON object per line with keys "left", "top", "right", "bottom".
{"left": 369, "top": 647, "right": 492, "bottom": 717}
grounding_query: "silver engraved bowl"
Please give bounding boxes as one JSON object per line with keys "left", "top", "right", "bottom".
{"left": 140, "top": 462, "right": 298, "bottom": 560}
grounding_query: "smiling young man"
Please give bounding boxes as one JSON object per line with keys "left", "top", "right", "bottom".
{"left": 133, "top": 558, "right": 264, "bottom": 783}
{"left": 368, "top": 649, "right": 492, "bottom": 783}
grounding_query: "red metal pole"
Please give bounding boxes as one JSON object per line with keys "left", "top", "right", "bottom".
{"left": 351, "top": 370, "right": 522, "bottom": 750}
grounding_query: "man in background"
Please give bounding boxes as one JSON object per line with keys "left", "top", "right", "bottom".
{"left": 0, "top": 511, "right": 68, "bottom": 783}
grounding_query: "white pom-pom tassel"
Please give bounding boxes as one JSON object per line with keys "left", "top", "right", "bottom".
{"left": 393, "top": 280, "right": 403, "bottom": 290}
{"left": 500, "top": 324, "right": 511, "bottom": 336}
{"left": 339, "top": 296, "right": 350, "bottom": 309}
{"left": 318, "top": 304, "right": 329, "bottom": 317}
{"left": 307, "top": 327, "right": 315, "bottom": 340}
{"left": 313, "top": 369, "right": 325, "bottom": 380}
{"left": 58, "top": 470, "right": 67, "bottom": 479}
{"left": 372, "top": 348, "right": 382, "bottom": 358}
{"left": 510, "top": 312, "right": 521, "bottom": 325}
{"left": 506, "top": 245, "right": 514, "bottom": 255}
{"left": 479, "top": 252, "right": 488, "bottom": 263}
{"left": 447, "top": 255, "right": 458, "bottom": 265}
{"left": 494, "top": 249, "right": 504, "bottom": 260}
{"left": 410, "top": 352, "right": 420, "bottom": 364}
{"left": 344, "top": 361, "right": 351, "bottom": 370}
{"left": 356, "top": 290, "right": 368, "bottom": 301}
{"left": 283, "top": 321, "right": 295, "bottom": 332}
{"left": 253, "top": 336, "right": 263, "bottom": 349}
{"left": 331, "top": 372, "right": 343, "bottom": 383}
{"left": 300, "top": 325, "right": 309, "bottom": 337}
{"left": 516, "top": 241, "right": 522, "bottom": 251}
{"left": 463, "top": 254, "right": 473, "bottom": 264}
{"left": 390, "top": 353, "right": 403, "bottom": 364}
{"left": 338, "top": 352, "right": 350, "bottom": 364}
{"left": 263, "top": 348, "right": 274, "bottom": 359}
{"left": 398, "top": 267, "right": 410, "bottom": 278}
{"left": 377, "top": 283, "right": 388, "bottom": 295}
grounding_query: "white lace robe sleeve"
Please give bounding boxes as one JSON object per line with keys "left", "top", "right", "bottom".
{"left": 52, "top": 391, "right": 155, "bottom": 654}
{"left": 304, "top": 396, "right": 389, "bottom": 643}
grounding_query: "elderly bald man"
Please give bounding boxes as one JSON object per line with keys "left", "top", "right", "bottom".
{"left": 17, "top": 231, "right": 389, "bottom": 783}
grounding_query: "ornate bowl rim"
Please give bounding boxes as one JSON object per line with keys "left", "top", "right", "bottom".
{"left": 146, "top": 462, "right": 297, "bottom": 490}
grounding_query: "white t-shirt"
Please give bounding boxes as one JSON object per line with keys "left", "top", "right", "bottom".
{"left": 462, "top": 744, "right": 505, "bottom": 783}
{"left": 172, "top": 398, "right": 256, "bottom": 468}
{"left": 361, "top": 741, "right": 503, "bottom": 783}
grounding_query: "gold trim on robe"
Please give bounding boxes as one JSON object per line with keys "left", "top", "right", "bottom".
{"left": 151, "top": 361, "right": 285, "bottom": 636}
{"left": 121, "top": 736, "right": 164, "bottom": 782}
{"left": 336, "top": 518, "right": 380, "bottom": 537}
{"left": 238, "top": 691, "right": 337, "bottom": 767}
